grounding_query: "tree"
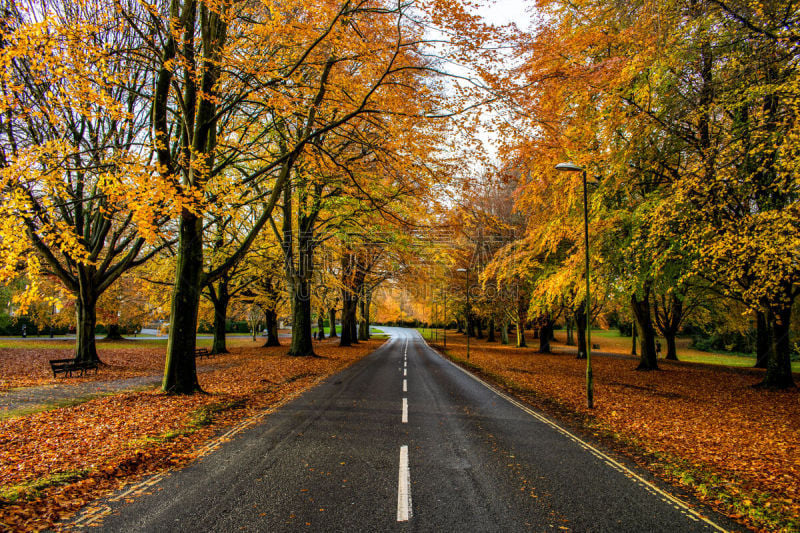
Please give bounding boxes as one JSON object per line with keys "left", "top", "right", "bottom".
{"left": 0, "top": 0, "right": 171, "bottom": 363}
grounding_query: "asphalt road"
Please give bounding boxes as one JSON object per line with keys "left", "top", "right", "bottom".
{"left": 76, "top": 327, "right": 736, "bottom": 532}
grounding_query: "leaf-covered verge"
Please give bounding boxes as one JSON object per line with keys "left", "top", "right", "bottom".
{"left": 431, "top": 334, "right": 799, "bottom": 533}
{"left": 0, "top": 338, "right": 383, "bottom": 531}
{"left": 0, "top": 336, "right": 279, "bottom": 391}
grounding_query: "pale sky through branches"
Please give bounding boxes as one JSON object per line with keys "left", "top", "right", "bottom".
{"left": 475, "top": 0, "right": 531, "bottom": 29}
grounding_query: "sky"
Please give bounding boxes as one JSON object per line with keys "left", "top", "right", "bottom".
{"left": 474, "top": 0, "right": 532, "bottom": 30}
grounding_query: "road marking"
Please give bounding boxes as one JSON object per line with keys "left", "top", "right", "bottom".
{"left": 424, "top": 338, "right": 728, "bottom": 533}
{"left": 403, "top": 368, "right": 407, "bottom": 376}
{"left": 397, "top": 445, "right": 412, "bottom": 522}
{"left": 403, "top": 379, "right": 407, "bottom": 392}
{"left": 402, "top": 397, "right": 408, "bottom": 423}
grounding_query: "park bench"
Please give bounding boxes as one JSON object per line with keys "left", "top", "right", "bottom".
{"left": 49, "top": 358, "right": 99, "bottom": 378}
{"left": 194, "top": 348, "right": 210, "bottom": 359}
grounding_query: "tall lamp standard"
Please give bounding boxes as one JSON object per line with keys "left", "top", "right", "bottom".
{"left": 442, "top": 285, "right": 447, "bottom": 349}
{"left": 555, "top": 162, "right": 594, "bottom": 409}
{"left": 456, "top": 268, "right": 470, "bottom": 360}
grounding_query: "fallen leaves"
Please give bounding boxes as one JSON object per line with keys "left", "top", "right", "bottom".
{"left": 0, "top": 337, "right": 383, "bottom": 531}
{"left": 438, "top": 334, "right": 800, "bottom": 532}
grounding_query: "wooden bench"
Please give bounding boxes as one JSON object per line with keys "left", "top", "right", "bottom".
{"left": 194, "top": 348, "right": 210, "bottom": 359}
{"left": 49, "top": 358, "right": 99, "bottom": 378}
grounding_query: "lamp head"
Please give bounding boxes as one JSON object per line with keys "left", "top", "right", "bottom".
{"left": 555, "top": 162, "right": 583, "bottom": 172}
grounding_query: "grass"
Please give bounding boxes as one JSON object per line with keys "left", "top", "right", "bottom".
{"left": 417, "top": 327, "right": 800, "bottom": 373}
{"left": 188, "top": 399, "right": 247, "bottom": 428}
{"left": 582, "top": 328, "right": 800, "bottom": 372}
{"left": 0, "top": 470, "right": 89, "bottom": 503}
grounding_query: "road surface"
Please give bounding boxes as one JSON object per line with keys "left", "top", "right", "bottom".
{"left": 74, "top": 327, "right": 735, "bottom": 532}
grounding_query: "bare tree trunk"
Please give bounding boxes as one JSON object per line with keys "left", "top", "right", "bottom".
{"left": 163, "top": 211, "right": 203, "bottom": 394}
{"left": 75, "top": 274, "right": 100, "bottom": 364}
{"left": 757, "top": 286, "right": 795, "bottom": 388}
{"left": 574, "top": 307, "right": 587, "bottom": 359}
{"left": 500, "top": 319, "right": 509, "bottom": 345}
{"left": 328, "top": 308, "right": 338, "bottom": 338}
{"left": 263, "top": 308, "right": 280, "bottom": 347}
{"left": 516, "top": 319, "right": 527, "bottom": 348}
{"left": 209, "top": 282, "right": 230, "bottom": 355}
{"left": 487, "top": 317, "right": 496, "bottom": 342}
{"left": 566, "top": 315, "right": 575, "bottom": 346}
{"left": 317, "top": 312, "right": 325, "bottom": 340}
{"left": 288, "top": 276, "right": 315, "bottom": 356}
{"left": 632, "top": 287, "right": 658, "bottom": 370}
{"left": 538, "top": 318, "right": 553, "bottom": 353}
{"left": 755, "top": 310, "right": 769, "bottom": 368}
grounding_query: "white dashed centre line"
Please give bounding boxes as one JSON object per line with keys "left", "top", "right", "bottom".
{"left": 397, "top": 445, "right": 412, "bottom": 521}
{"left": 403, "top": 368, "right": 407, "bottom": 376}
{"left": 402, "top": 397, "right": 408, "bottom": 423}
{"left": 403, "top": 379, "right": 407, "bottom": 392}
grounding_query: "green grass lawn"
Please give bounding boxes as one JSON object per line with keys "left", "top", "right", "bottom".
{"left": 568, "top": 328, "right": 800, "bottom": 372}
{"left": 415, "top": 327, "right": 799, "bottom": 373}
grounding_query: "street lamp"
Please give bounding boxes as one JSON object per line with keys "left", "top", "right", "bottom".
{"left": 555, "top": 161, "right": 594, "bottom": 409}
{"left": 457, "top": 268, "right": 470, "bottom": 360}
{"left": 442, "top": 284, "right": 447, "bottom": 349}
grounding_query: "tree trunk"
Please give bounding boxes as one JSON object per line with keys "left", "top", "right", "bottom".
{"left": 340, "top": 296, "right": 358, "bottom": 347}
{"left": 500, "top": 319, "right": 509, "bottom": 345}
{"left": 758, "top": 296, "right": 795, "bottom": 388}
{"left": 74, "top": 279, "right": 100, "bottom": 364}
{"left": 632, "top": 289, "right": 658, "bottom": 370}
{"left": 755, "top": 310, "right": 769, "bottom": 368}
{"left": 358, "top": 294, "right": 369, "bottom": 341}
{"left": 487, "top": 317, "right": 496, "bottom": 342}
{"left": 631, "top": 322, "right": 637, "bottom": 355}
{"left": 664, "top": 333, "right": 678, "bottom": 360}
{"left": 317, "top": 312, "right": 325, "bottom": 340}
{"left": 533, "top": 327, "right": 539, "bottom": 339}
{"left": 456, "top": 318, "right": 463, "bottom": 333}
{"left": 475, "top": 318, "right": 483, "bottom": 339}
{"left": 516, "top": 319, "right": 527, "bottom": 348}
{"left": 163, "top": 211, "right": 203, "bottom": 394}
{"left": 654, "top": 293, "right": 682, "bottom": 361}
{"left": 328, "top": 308, "right": 338, "bottom": 338}
{"left": 104, "top": 324, "right": 123, "bottom": 341}
{"left": 263, "top": 308, "right": 280, "bottom": 347}
{"left": 211, "top": 286, "right": 230, "bottom": 354}
{"left": 289, "top": 277, "right": 315, "bottom": 356}
{"left": 362, "top": 294, "right": 371, "bottom": 340}
{"left": 574, "top": 307, "right": 587, "bottom": 359}
{"left": 538, "top": 319, "right": 552, "bottom": 353}
{"left": 466, "top": 313, "right": 475, "bottom": 337}
{"left": 566, "top": 316, "right": 575, "bottom": 346}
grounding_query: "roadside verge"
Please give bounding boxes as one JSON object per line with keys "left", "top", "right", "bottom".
{"left": 421, "top": 333, "right": 800, "bottom": 533}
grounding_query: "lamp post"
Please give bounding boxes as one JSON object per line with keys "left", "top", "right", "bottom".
{"left": 555, "top": 161, "right": 594, "bottom": 409}
{"left": 457, "top": 268, "right": 470, "bottom": 360}
{"left": 442, "top": 285, "right": 447, "bottom": 349}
